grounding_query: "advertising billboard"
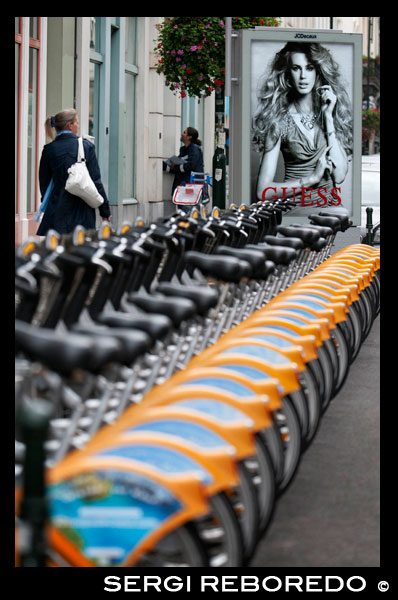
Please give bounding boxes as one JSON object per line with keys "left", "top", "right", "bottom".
{"left": 230, "top": 29, "right": 363, "bottom": 224}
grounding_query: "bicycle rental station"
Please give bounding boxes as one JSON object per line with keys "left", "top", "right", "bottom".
{"left": 15, "top": 188, "right": 380, "bottom": 566}
{"left": 15, "top": 26, "right": 380, "bottom": 571}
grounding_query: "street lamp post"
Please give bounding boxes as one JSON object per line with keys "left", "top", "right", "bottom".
{"left": 366, "top": 17, "right": 374, "bottom": 110}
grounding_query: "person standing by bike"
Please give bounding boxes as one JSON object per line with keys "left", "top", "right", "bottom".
{"left": 163, "top": 126, "right": 204, "bottom": 198}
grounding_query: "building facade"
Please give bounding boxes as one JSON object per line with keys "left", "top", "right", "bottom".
{"left": 15, "top": 17, "right": 379, "bottom": 245}
{"left": 15, "top": 17, "right": 215, "bottom": 245}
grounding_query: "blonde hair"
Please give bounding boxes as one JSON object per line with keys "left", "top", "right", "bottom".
{"left": 45, "top": 108, "right": 77, "bottom": 140}
{"left": 252, "top": 42, "right": 353, "bottom": 156}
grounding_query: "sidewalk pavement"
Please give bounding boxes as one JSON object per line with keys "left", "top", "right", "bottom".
{"left": 251, "top": 317, "right": 380, "bottom": 568}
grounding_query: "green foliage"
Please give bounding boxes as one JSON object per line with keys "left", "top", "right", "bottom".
{"left": 362, "top": 108, "right": 380, "bottom": 141}
{"left": 154, "top": 17, "right": 281, "bottom": 98}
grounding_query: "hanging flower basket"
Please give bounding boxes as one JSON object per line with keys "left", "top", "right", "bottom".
{"left": 362, "top": 108, "right": 380, "bottom": 142}
{"left": 154, "top": 17, "right": 280, "bottom": 98}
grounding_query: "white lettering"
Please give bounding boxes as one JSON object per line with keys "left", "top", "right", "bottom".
{"left": 262, "top": 577, "right": 282, "bottom": 592}
{"left": 325, "top": 577, "right": 345, "bottom": 592}
{"left": 104, "top": 576, "right": 121, "bottom": 592}
{"left": 143, "top": 577, "right": 161, "bottom": 592}
{"left": 124, "top": 576, "right": 141, "bottom": 592}
{"left": 222, "top": 577, "right": 238, "bottom": 592}
{"left": 241, "top": 577, "right": 260, "bottom": 592}
{"left": 285, "top": 577, "right": 303, "bottom": 592}
{"left": 306, "top": 577, "right": 322, "bottom": 592}
{"left": 164, "top": 577, "right": 184, "bottom": 592}
{"left": 201, "top": 576, "right": 219, "bottom": 592}
{"left": 347, "top": 577, "right": 366, "bottom": 592}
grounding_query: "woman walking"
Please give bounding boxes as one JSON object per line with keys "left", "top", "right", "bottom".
{"left": 37, "top": 108, "right": 111, "bottom": 235}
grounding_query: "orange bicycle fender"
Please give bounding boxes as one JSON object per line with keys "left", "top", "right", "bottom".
{"left": 78, "top": 402, "right": 258, "bottom": 462}
{"left": 194, "top": 334, "right": 307, "bottom": 372}
{"left": 86, "top": 431, "right": 239, "bottom": 496}
{"left": 143, "top": 384, "right": 271, "bottom": 432}
{"left": 18, "top": 457, "right": 209, "bottom": 568}
{"left": 158, "top": 365, "right": 283, "bottom": 412}
{"left": 252, "top": 308, "right": 329, "bottom": 342}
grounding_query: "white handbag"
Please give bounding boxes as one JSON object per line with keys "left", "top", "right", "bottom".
{"left": 65, "top": 137, "right": 104, "bottom": 209}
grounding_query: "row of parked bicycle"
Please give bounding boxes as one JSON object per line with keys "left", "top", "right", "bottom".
{"left": 15, "top": 199, "right": 380, "bottom": 567}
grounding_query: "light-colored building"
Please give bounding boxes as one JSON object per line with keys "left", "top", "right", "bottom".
{"left": 280, "top": 16, "right": 380, "bottom": 58}
{"left": 15, "top": 17, "right": 379, "bottom": 245}
{"left": 15, "top": 17, "right": 215, "bottom": 245}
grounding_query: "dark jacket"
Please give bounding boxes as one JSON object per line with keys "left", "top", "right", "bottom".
{"left": 165, "top": 142, "right": 204, "bottom": 196}
{"left": 37, "top": 133, "right": 111, "bottom": 235}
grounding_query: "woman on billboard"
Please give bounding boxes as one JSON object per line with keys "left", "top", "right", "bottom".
{"left": 252, "top": 42, "right": 353, "bottom": 213}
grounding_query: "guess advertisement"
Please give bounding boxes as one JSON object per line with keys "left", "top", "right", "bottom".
{"left": 251, "top": 38, "right": 356, "bottom": 216}
{"left": 231, "top": 30, "right": 362, "bottom": 223}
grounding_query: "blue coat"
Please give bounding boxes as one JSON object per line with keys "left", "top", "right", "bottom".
{"left": 37, "top": 133, "right": 111, "bottom": 235}
{"left": 164, "top": 142, "right": 204, "bottom": 196}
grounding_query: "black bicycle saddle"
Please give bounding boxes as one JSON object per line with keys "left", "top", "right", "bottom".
{"left": 263, "top": 235, "right": 304, "bottom": 250}
{"left": 155, "top": 282, "right": 219, "bottom": 316}
{"left": 184, "top": 251, "right": 252, "bottom": 283}
{"left": 96, "top": 310, "right": 173, "bottom": 341}
{"left": 127, "top": 292, "right": 197, "bottom": 327}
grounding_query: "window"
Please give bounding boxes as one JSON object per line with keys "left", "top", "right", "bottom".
{"left": 123, "top": 17, "right": 138, "bottom": 200}
{"left": 15, "top": 17, "right": 41, "bottom": 216}
{"left": 27, "top": 45, "right": 39, "bottom": 214}
{"left": 89, "top": 61, "right": 100, "bottom": 143}
{"left": 89, "top": 17, "right": 103, "bottom": 145}
{"left": 15, "top": 24, "right": 21, "bottom": 212}
{"left": 29, "top": 17, "right": 39, "bottom": 40}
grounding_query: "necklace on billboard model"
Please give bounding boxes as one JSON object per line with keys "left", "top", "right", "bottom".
{"left": 293, "top": 101, "right": 318, "bottom": 130}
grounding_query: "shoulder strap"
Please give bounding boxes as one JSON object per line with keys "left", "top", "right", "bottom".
{"left": 78, "top": 137, "right": 85, "bottom": 162}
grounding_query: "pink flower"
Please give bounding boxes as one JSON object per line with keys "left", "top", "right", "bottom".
{"left": 173, "top": 25, "right": 178, "bottom": 29}
{"left": 197, "top": 44, "right": 203, "bottom": 50}
{"left": 190, "top": 45, "right": 198, "bottom": 51}
{"left": 181, "top": 64, "right": 186, "bottom": 69}
{"left": 214, "top": 42, "right": 218, "bottom": 47}
{"left": 176, "top": 57, "right": 181, "bottom": 62}
{"left": 198, "top": 75, "right": 203, "bottom": 81}
{"left": 170, "top": 49, "right": 176, "bottom": 55}
{"left": 177, "top": 49, "right": 184, "bottom": 55}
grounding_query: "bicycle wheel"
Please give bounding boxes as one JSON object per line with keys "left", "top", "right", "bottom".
{"left": 356, "top": 291, "right": 373, "bottom": 342}
{"left": 229, "top": 462, "right": 260, "bottom": 562}
{"left": 257, "top": 424, "right": 285, "bottom": 491}
{"left": 372, "top": 271, "right": 380, "bottom": 316}
{"left": 298, "top": 367, "right": 322, "bottom": 448}
{"left": 330, "top": 324, "right": 350, "bottom": 396}
{"left": 243, "top": 434, "right": 276, "bottom": 535}
{"left": 307, "top": 357, "right": 326, "bottom": 404}
{"left": 274, "top": 395, "right": 302, "bottom": 494}
{"left": 337, "top": 319, "right": 354, "bottom": 364}
{"left": 347, "top": 304, "right": 363, "bottom": 361}
{"left": 194, "top": 491, "right": 244, "bottom": 567}
{"left": 134, "top": 522, "right": 209, "bottom": 567}
{"left": 361, "top": 286, "right": 377, "bottom": 335}
{"left": 287, "top": 389, "right": 310, "bottom": 443}
{"left": 316, "top": 345, "right": 334, "bottom": 412}
{"left": 324, "top": 338, "right": 339, "bottom": 395}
